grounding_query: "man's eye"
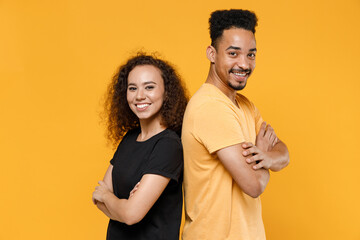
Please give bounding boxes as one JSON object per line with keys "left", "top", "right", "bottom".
{"left": 229, "top": 52, "right": 237, "bottom": 56}
{"left": 248, "top": 53, "right": 256, "bottom": 59}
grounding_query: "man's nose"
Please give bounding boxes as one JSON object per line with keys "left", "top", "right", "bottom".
{"left": 236, "top": 55, "right": 250, "bottom": 70}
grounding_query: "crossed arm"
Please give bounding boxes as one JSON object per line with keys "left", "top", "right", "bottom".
{"left": 92, "top": 165, "right": 170, "bottom": 225}
{"left": 216, "top": 122, "right": 289, "bottom": 198}
{"left": 243, "top": 122, "right": 290, "bottom": 172}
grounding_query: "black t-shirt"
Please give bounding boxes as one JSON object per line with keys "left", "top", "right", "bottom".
{"left": 107, "top": 128, "right": 183, "bottom": 240}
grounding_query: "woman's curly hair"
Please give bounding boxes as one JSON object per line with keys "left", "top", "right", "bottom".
{"left": 103, "top": 52, "right": 188, "bottom": 147}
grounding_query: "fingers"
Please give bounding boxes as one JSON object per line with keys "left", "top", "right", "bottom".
{"left": 98, "top": 180, "right": 106, "bottom": 186}
{"left": 96, "top": 181, "right": 110, "bottom": 192}
{"left": 93, "top": 181, "right": 108, "bottom": 204}
{"left": 245, "top": 152, "right": 263, "bottom": 164}
{"left": 129, "top": 182, "right": 140, "bottom": 198}
{"left": 242, "top": 142, "right": 253, "bottom": 149}
{"left": 269, "top": 134, "right": 276, "bottom": 145}
{"left": 264, "top": 124, "right": 274, "bottom": 139}
{"left": 95, "top": 185, "right": 105, "bottom": 191}
{"left": 268, "top": 133, "right": 276, "bottom": 150}
{"left": 92, "top": 195, "right": 96, "bottom": 204}
{"left": 263, "top": 124, "right": 280, "bottom": 150}
{"left": 92, "top": 191, "right": 100, "bottom": 203}
{"left": 251, "top": 152, "right": 273, "bottom": 170}
{"left": 253, "top": 160, "right": 265, "bottom": 170}
{"left": 252, "top": 157, "right": 271, "bottom": 170}
{"left": 258, "top": 121, "right": 266, "bottom": 137}
{"left": 242, "top": 144, "right": 258, "bottom": 157}
{"left": 245, "top": 153, "right": 266, "bottom": 170}
{"left": 272, "top": 136, "right": 278, "bottom": 147}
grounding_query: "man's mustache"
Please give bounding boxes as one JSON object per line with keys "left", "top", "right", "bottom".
{"left": 229, "top": 68, "right": 251, "bottom": 74}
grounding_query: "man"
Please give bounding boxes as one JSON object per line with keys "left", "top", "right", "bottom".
{"left": 181, "top": 9, "right": 290, "bottom": 240}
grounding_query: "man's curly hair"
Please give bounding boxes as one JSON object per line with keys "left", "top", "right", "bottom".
{"left": 103, "top": 53, "right": 188, "bottom": 147}
{"left": 209, "top": 9, "right": 258, "bottom": 48}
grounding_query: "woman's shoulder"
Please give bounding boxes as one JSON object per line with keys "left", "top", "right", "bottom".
{"left": 161, "top": 129, "right": 181, "bottom": 141}
{"left": 123, "top": 127, "right": 141, "bottom": 138}
{"left": 117, "top": 128, "right": 140, "bottom": 146}
{"left": 151, "top": 129, "right": 182, "bottom": 149}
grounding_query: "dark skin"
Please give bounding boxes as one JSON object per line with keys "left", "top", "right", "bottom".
{"left": 207, "top": 28, "right": 289, "bottom": 198}
{"left": 243, "top": 121, "right": 289, "bottom": 172}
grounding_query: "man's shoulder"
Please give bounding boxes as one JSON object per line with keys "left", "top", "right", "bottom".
{"left": 187, "top": 84, "right": 230, "bottom": 110}
{"left": 236, "top": 93, "right": 256, "bottom": 111}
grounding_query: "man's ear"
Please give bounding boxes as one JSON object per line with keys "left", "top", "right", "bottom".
{"left": 206, "top": 45, "right": 216, "bottom": 63}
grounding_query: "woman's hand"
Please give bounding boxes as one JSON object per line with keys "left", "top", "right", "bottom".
{"left": 92, "top": 181, "right": 111, "bottom": 203}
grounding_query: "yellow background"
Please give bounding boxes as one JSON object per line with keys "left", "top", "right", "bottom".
{"left": 1, "top": 0, "right": 359, "bottom": 239}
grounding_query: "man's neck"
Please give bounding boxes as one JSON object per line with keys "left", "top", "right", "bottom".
{"left": 205, "top": 66, "right": 238, "bottom": 105}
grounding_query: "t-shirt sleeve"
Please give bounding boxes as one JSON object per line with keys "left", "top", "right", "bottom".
{"left": 109, "top": 145, "right": 119, "bottom": 165}
{"left": 193, "top": 100, "right": 245, "bottom": 154}
{"left": 253, "top": 104, "right": 264, "bottom": 135}
{"left": 143, "top": 136, "right": 183, "bottom": 182}
{"left": 109, "top": 130, "right": 132, "bottom": 165}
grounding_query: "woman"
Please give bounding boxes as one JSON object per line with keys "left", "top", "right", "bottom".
{"left": 92, "top": 53, "right": 188, "bottom": 240}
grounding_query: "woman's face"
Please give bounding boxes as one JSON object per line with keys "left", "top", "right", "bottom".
{"left": 126, "top": 65, "right": 165, "bottom": 123}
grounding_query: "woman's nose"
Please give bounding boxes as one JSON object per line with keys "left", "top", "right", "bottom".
{"left": 136, "top": 89, "right": 145, "bottom": 100}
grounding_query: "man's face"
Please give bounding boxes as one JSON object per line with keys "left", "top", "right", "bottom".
{"left": 213, "top": 28, "right": 256, "bottom": 91}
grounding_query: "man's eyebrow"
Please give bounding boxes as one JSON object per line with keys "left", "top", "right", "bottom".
{"left": 225, "top": 46, "right": 241, "bottom": 51}
{"left": 225, "top": 46, "right": 257, "bottom": 52}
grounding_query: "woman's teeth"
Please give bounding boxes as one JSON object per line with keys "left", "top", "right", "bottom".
{"left": 136, "top": 104, "right": 150, "bottom": 109}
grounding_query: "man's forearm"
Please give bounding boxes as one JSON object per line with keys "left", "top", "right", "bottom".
{"left": 269, "top": 140, "right": 289, "bottom": 171}
{"left": 255, "top": 167, "right": 270, "bottom": 194}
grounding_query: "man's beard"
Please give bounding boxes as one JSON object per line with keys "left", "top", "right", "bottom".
{"left": 228, "top": 81, "right": 247, "bottom": 91}
{"left": 228, "top": 68, "right": 251, "bottom": 90}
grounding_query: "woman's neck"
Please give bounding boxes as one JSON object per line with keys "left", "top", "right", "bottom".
{"left": 137, "top": 117, "right": 166, "bottom": 141}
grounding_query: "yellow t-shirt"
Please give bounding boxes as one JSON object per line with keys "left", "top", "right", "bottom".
{"left": 182, "top": 83, "right": 265, "bottom": 240}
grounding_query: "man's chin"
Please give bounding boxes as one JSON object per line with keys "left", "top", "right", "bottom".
{"left": 229, "top": 82, "right": 246, "bottom": 91}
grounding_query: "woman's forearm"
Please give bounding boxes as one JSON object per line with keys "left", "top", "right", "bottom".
{"left": 96, "top": 201, "right": 115, "bottom": 219}
{"left": 94, "top": 174, "right": 170, "bottom": 226}
{"left": 102, "top": 192, "right": 138, "bottom": 225}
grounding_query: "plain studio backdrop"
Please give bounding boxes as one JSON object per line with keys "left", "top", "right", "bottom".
{"left": 1, "top": 0, "right": 359, "bottom": 239}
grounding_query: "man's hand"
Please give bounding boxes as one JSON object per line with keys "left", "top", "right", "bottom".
{"left": 242, "top": 122, "right": 278, "bottom": 170}
{"left": 242, "top": 142, "right": 275, "bottom": 170}
{"left": 242, "top": 121, "right": 290, "bottom": 171}
{"left": 256, "top": 122, "right": 278, "bottom": 152}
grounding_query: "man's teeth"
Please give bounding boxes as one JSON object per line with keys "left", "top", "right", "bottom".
{"left": 136, "top": 104, "right": 150, "bottom": 109}
{"left": 233, "top": 72, "right": 246, "bottom": 77}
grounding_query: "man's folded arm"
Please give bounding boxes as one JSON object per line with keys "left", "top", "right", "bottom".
{"left": 216, "top": 143, "right": 270, "bottom": 198}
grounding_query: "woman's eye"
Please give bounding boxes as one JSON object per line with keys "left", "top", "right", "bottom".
{"left": 128, "top": 87, "right": 137, "bottom": 91}
{"left": 145, "top": 85, "right": 155, "bottom": 90}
